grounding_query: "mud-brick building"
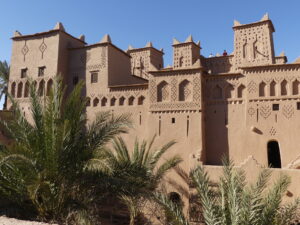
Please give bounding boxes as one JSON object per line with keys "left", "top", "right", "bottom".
{"left": 4, "top": 14, "right": 300, "bottom": 221}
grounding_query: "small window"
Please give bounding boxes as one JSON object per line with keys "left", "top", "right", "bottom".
{"left": 272, "top": 104, "right": 279, "bottom": 111}
{"left": 38, "top": 66, "right": 45, "bottom": 77}
{"left": 297, "top": 102, "right": 300, "bottom": 110}
{"left": 86, "top": 97, "right": 91, "bottom": 107}
{"left": 119, "top": 97, "right": 125, "bottom": 106}
{"left": 73, "top": 76, "right": 79, "bottom": 85}
{"left": 171, "top": 118, "right": 175, "bottom": 124}
{"left": 21, "top": 68, "right": 27, "bottom": 78}
{"left": 91, "top": 72, "right": 98, "bottom": 83}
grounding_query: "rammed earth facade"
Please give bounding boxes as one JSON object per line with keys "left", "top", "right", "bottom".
{"left": 4, "top": 14, "right": 300, "bottom": 219}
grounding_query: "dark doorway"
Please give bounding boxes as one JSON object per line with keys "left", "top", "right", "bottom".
{"left": 267, "top": 141, "right": 281, "bottom": 168}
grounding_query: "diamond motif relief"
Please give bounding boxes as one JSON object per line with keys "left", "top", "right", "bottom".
{"left": 149, "top": 80, "right": 156, "bottom": 103}
{"left": 193, "top": 77, "right": 201, "bottom": 102}
{"left": 39, "top": 42, "right": 47, "bottom": 53}
{"left": 21, "top": 45, "right": 29, "bottom": 55}
{"left": 171, "top": 78, "right": 177, "bottom": 101}
{"left": 269, "top": 127, "right": 276, "bottom": 136}
{"left": 248, "top": 80, "right": 257, "bottom": 93}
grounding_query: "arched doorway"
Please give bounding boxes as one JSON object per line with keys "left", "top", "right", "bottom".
{"left": 267, "top": 141, "right": 281, "bottom": 168}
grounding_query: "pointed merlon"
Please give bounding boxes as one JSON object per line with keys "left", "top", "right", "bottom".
{"left": 14, "top": 30, "right": 22, "bottom": 37}
{"left": 173, "top": 38, "right": 180, "bottom": 45}
{"left": 127, "top": 45, "right": 134, "bottom": 51}
{"left": 145, "top": 42, "right": 153, "bottom": 47}
{"left": 261, "top": 13, "right": 269, "bottom": 21}
{"left": 234, "top": 20, "right": 241, "bottom": 26}
{"left": 280, "top": 51, "right": 285, "bottom": 56}
{"left": 196, "top": 40, "right": 200, "bottom": 47}
{"left": 54, "top": 22, "right": 65, "bottom": 31}
{"left": 294, "top": 57, "right": 300, "bottom": 63}
{"left": 185, "top": 35, "right": 193, "bottom": 43}
{"left": 216, "top": 53, "right": 221, "bottom": 56}
{"left": 100, "top": 34, "right": 111, "bottom": 43}
{"left": 160, "top": 48, "right": 164, "bottom": 52}
{"left": 79, "top": 34, "right": 85, "bottom": 42}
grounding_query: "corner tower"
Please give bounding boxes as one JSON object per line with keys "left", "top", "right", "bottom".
{"left": 127, "top": 42, "right": 164, "bottom": 80}
{"left": 233, "top": 13, "right": 275, "bottom": 68}
{"left": 173, "top": 35, "right": 201, "bottom": 68}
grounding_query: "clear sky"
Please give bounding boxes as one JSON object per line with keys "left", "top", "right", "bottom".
{"left": 1, "top": 0, "right": 300, "bottom": 107}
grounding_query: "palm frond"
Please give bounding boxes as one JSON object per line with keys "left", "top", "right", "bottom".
{"left": 154, "top": 192, "right": 190, "bottom": 225}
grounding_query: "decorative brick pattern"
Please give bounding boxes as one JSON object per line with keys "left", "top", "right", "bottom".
{"left": 248, "top": 80, "right": 257, "bottom": 93}
{"left": 248, "top": 107, "right": 256, "bottom": 117}
{"left": 193, "top": 76, "right": 201, "bottom": 102}
{"left": 282, "top": 104, "right": 294, "bottom": 119}
{"left": 259, "top": 105, "right": 271, "bottom": 119}
{"left": 149, "top": 80, "right": 156, "bottom": 103}
{"left": 170, "top": 78, "right": 178, "bottom": 101}
{"left": 269, "top": 127, "right": 277, "bottom": 136}
{"left": 39, "top": 39, "right": 47, "bottom": 59}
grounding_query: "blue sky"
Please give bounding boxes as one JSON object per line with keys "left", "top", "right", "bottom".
{"left": 1, "top": 0, "right": 300, "bottom": 107}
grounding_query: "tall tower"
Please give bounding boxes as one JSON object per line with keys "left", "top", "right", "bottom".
{"left": 172, "top": 35, "right": 201, "bottom": 68}
{"left": 233, "top": 13, "right": 275, "bottom": 69}
{"left": 127, "top": 42, "right": 164, "bottom": 80}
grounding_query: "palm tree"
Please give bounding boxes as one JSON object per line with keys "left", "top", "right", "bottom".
{"left": 85, "top": 136, "right": 183, "bottom": 225}
{"left": 0, "top": 77, "right": 131, "bottom": 223}
{"left": 0, "top": 60, "right": 9, "bottom": 109}
{"left": 155, "top": 159, "right": 300, "bottom": 225}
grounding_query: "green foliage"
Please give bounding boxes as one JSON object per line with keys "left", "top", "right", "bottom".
{"left": 0, "top": 60, "right": 9, "bottom": 108}
{"left": 0, "top": 77, "right": 131, "bottom": 222}
{"left": 86, "top": 135, "right": 182, "bottom": 224}
{"left": 155, "top": 158, "right": 300, "bottom": 225}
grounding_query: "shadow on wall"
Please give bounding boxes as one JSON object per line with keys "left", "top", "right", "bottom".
{"left": 204, "top": 80, "right": 246, "bottom": 165}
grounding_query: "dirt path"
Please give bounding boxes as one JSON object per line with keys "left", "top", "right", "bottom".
{"left": 0, "top": 216, "right": 57, "bottom": 225}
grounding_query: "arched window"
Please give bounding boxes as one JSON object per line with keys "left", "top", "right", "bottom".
{"left": 11, "top": 82, "right": 16, "bottom": 97}
{"left": 17, "top": 82, "right": 23, "bottom": 98}
{"left": 225, "top": 84, "right": 234, "bottom": 99}
{"left": 110, "top": 97, "right": 116, "bottom": 106}
{"left": 46, "top": 79, "right": 53, "bottom": 96}
{"left": 270, "top": 81, "right": 276, "bottom": 96}
{"left": 267, "top": 141, "right": 281, "bottom": 168}
{"left": 138, "top": 96, "right": 145, "bottom": 105}
{"left": 101, "top": 97, "right": 107, "bottom": 106}
{"left": 179, "top": 56, "right": 184, "bottom": 67}
{"left": 213, "top": 85, "right": 222, "bottom": 99}
{"left": 237, "top": 84, "right": 245, "bottom": 98}
{"left": 93, "top": 98, "right": 99, "bottom": 107}
{"left": 38, "top": 80, "right": 45, "bottom": 96}
{"left": 168, "top": 192, "right": 182, "bottom": 207}
{"left": 292, "top": 80, "right": 300, "bottom": 95}
{"left": 157, "top": 81, "right": 169, "bottom": 102}
{"left": 24, "top": 81, "right": 29, "bottom": 98}
{"left": 128, "top": 96, "right": 135, "bottom": 106}
{"left": 32, "top": 81, "right": 37, "bottom": 92}
{"left": 179, "top": 79, "right": 192, "bottom": 101}
{"left": 119, "top": 96, "right": 125, "bottom": 106}
{"left": 281, "top": 79, "right": 288, "bottom": 96}
{"left": 259, "top": 82, "right": 266, "bottom": 97}
{"left": 86, "top": 97, "right": 91, "bottom": 107}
